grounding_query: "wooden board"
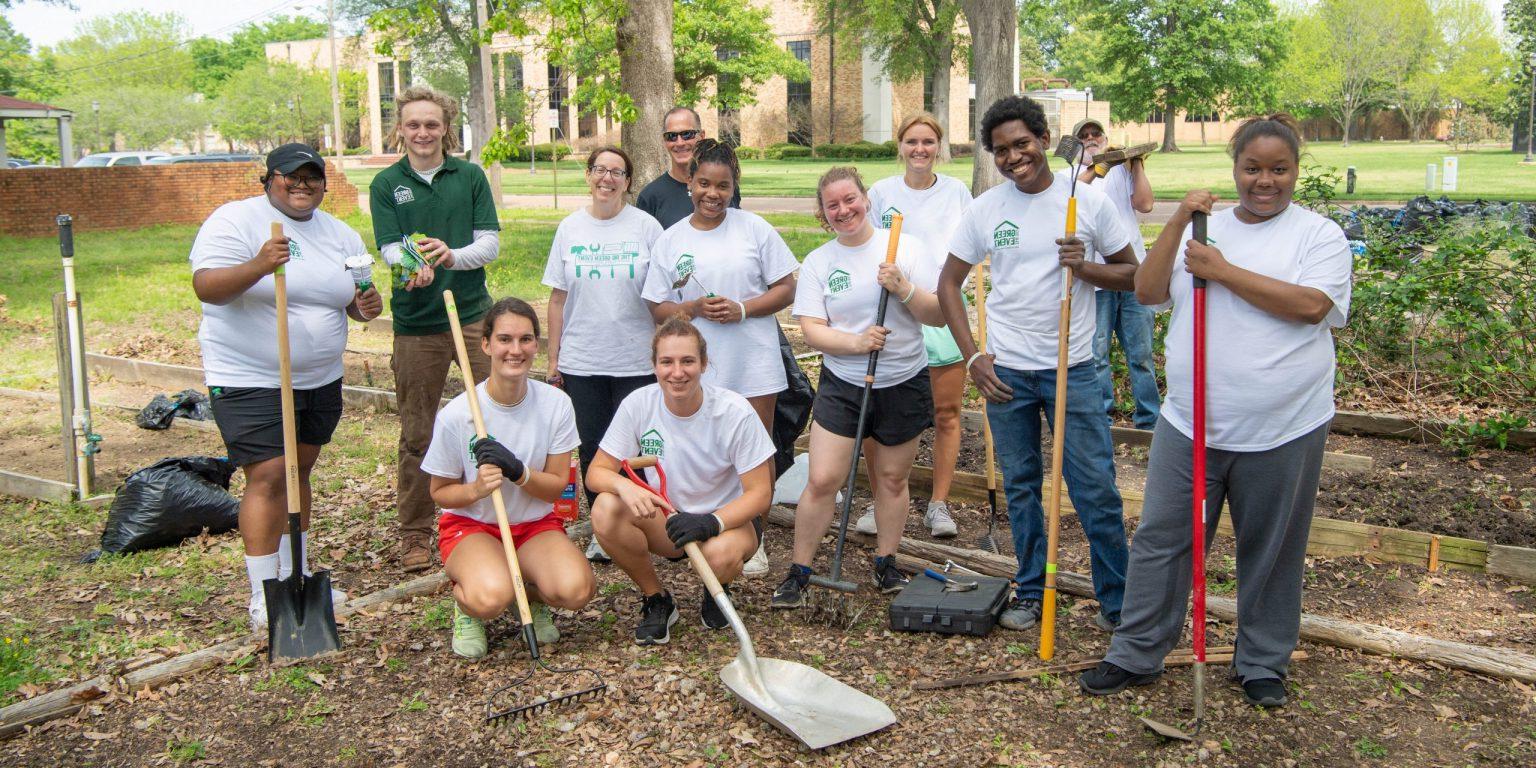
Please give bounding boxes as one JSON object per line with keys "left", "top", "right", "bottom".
{"left": 1488, "top": 545, "right": 1536, "bottom": 585}
{"left": 0, "top": 470, "right": 74, "bottom": 504}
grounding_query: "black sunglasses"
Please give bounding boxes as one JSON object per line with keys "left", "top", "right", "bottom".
{"left": 662, "top": 129, "right": 701, "bottom": 142}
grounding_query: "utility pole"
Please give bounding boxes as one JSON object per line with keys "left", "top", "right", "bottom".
{"left": 475, "top": 0, "right": 503, "bottom": 195}
{"left": 328, "top": 0, "right": 345, "bottom": 161}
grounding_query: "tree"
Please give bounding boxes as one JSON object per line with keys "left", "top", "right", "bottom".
{"left": 819, "top": 0, "right": 966, "bottom": 157}
{"left": 190, "top": 15, "right": 329, "bottom": 95}
{"left": 617, "top": 0, "right": 673, "bottom": 190}
{"left": 1077, "top": 0, "right": 1284, "bottom": 153}
{"left": 212, "top": 60, "right": 332, "bottom": 151}
{"left": 962, "top": 0, "right": 1016, "bottom": 193}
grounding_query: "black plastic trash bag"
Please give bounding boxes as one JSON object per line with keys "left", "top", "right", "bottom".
{"left": 81, "top": 456, "right": 240, "bottom": 562}
{"left": 772, "top": 326, "right": 814, "bottom": 479}
{"left": 135, "top": 389, "right": 213, "bottom": 430}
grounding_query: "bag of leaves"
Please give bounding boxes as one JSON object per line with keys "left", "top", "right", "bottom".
{"left": 82, "top": 456, "right": 241, "bottom": 562}
{"left": 135, "top": 393, "right": 179, "bottom": 430}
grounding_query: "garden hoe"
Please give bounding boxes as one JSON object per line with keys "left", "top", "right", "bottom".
{"left": 1038, "top": 135, "right": 1088, "bottom": 661}
{"left": 811, "top": 214, "right": 906, "bottom": 627}
{"left": 264, "top": 222, "right": 342, "bottom": 661}
{"left": 974, "top": 260, "right": 1002, "bottom": 555}
{"left": 623, "top": 456, "right": 897, "bottom": 750}
{"left": 442, "top": 291, "right": 606, "bottom": 724}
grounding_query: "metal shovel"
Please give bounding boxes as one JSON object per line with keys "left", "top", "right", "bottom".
{"left": 625, "top": 457, "right": 897, "bottom": 750}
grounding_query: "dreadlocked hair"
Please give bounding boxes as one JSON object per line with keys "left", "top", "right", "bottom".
{"left": 688, "top": 138, "right": 740, "bottom": 185}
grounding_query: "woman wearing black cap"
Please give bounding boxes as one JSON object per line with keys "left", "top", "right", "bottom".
{"left": 190, "top": 143, "right": 383, "bottom": 630}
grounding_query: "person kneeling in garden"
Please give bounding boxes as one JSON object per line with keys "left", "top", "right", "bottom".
{"left": 421, "top": 298, "right": 596, "bottom": 659}
{"left": 586, "top": 317, "right": 776, "bottom": 645}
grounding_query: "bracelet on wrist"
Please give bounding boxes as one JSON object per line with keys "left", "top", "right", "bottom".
{"left": 965, "top": 351, "right": 986, "bottom": 371}
{"left": 513, "top": 468, "right": 530, "bottom": 487}
{"left": 736, "top": 300, "right": 748, "bottom": 321}
{"left": 899, "top": 283, "right": 917, "bottom": 304}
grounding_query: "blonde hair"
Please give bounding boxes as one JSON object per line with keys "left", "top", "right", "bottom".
{"left": 391, "top": 85, "right": 460, "bottom": 154}
{"left": 896, "top": 112, "right": 945, "bottom": 143}
{"left": 813, "top": 166, "right": 869, "bottom": 232}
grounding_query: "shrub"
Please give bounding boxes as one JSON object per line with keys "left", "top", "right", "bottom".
{"left": 779, "top": 145, "right": 813, "bottom": 159}
{"left": 492, "top": 142, "right": 572, "bottom": 163}
{"left": 950, "top": 142, "right": 974, "bottom": 157}
{"left": 809, "top": 141, "right": 898, "bottom": 159}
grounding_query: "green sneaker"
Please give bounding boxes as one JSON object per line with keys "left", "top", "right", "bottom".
{"left": 529, "top": 601, "right": 560, "bottom": 646}
{"left": 451, "top": 602, "right": 487, "bottom": 659}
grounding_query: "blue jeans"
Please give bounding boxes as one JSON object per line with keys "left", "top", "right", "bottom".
{"left": 1094, "top": 289, "right": 1161, "bottom": 430}
{"left": 987, "top": 362, "right": 1128, "bottom": 622}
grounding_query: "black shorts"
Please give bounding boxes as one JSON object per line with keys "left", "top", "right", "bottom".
{"left": 812, "top": 368, "right": 933, "bottom": 446}
{"left": 210, "top": 378, "right": 344, "bottom": 467}
{"left": 665, "top": 516, "right": 765, "bottom": 562}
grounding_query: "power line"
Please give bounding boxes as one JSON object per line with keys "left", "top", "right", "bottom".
{"left": 53, "top": 1, "right": 317, "bottom": 78}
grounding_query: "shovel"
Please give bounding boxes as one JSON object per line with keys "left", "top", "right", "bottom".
{"left": 623, "top": 456, "right": 897, "bottom": 750}
{"left": 264, "top": 221, "right": 341, "bottom": 660}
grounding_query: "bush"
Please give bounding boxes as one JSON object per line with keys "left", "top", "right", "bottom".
{"left": 735, "top": 146, "right": 763, "bottom": 160}
{"left": 494, "top": 142, "right": 572, "bottom": 163}
{"left": 809, "top": 141, "right": 898, "bottom": 159}
{"left": 950, "top": 142, "right": 974, "bottom": 158}
{"left": 779, "top": 145, "right": 812, "bottom": 159}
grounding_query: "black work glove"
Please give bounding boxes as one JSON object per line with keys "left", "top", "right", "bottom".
{"left": 665, "top": 512, "right": 722, "bottom": 548}
{"left": 471, "top": 436, "right": 525, "bottom": 484}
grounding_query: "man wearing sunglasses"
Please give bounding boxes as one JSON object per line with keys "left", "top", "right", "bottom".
{"left": 635, "top": 106, "right": 741, "bottom": 228}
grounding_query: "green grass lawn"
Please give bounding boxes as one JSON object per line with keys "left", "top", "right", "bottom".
{"left": 344, "top": 141, "right": 1536, "bottom": 202}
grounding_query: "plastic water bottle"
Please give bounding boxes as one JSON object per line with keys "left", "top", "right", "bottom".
{"left": 554, "top": 455, "right": 579, "bottom": 521}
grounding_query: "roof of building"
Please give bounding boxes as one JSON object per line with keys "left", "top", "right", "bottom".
{"left": 0, "top": 95, "right": 72, "bottom": 117}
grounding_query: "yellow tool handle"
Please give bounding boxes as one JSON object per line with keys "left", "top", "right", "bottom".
{"left": 975, "top": 262, "right": 997, "bottom": 493}
{"left": 884, "top": 213, "right": 904, "bottom": 264}
{"left": 444, "top": 290, "right": 535, "bottom": 628}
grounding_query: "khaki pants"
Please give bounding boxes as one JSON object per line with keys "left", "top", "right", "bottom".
{"left": 393, "top": 318, "right": 491, "bottom": 545}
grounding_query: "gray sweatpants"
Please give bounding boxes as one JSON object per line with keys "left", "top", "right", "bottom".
{"left": 1105, "top": 417, "right": 1329, "bottom": 682}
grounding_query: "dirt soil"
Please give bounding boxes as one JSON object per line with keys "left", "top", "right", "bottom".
{"left": 0, "top": 393, "right": 224, "bottom": 489}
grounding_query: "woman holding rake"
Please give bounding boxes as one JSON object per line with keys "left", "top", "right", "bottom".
{"left": 863, "top": 113, "right": 974, "bottom": 540}
{"left": 421, "top": 298, "right": 596, "bottom": 659}
{"left": 1080, "top": 115, "right": 1352, "bottom": 708}
{"left": 773, "top": 167, "right": 946, "bottom": 607}
{"left": 586, "top": 317, "right": 776, "bottom": 645}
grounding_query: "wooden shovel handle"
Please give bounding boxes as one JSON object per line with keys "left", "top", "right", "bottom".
{"left": 270, "top": 223, "right": 302, "bottom": 519}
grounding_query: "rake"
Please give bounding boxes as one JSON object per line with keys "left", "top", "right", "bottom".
{"left": 441, "top": 290, "right": 607, "bottom": 724}
{"left": 974, "top": 260, "right": 1001, "bottom": 555}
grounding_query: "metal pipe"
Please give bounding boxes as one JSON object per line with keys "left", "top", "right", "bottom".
{"left": 58, "top": 215, "right": 92, "bottom": 498}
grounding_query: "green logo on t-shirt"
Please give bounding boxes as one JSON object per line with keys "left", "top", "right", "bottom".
{"left": 993, "top": 220, "right": 1019, "bottom": 249}
{"left": 676, "top": 254, "right": 695, "bottom": 280}
{"left": 640, "top": 429, "right": 664, "bottom": 457}
{"left": 572, "top": 241, "right": 640, "bottom": 280}
{"left": 287, "top": 240, "right": 303, "bottom": 261}
{"left": 827, "top": 268, "right": 852, "bottom": 295}
{"left": 880, "top": 206, "right": 900, "bottom": 229}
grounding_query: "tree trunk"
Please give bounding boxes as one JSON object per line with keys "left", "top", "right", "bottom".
{"left": 464, "top": 56, "right": 491, "bottom": 161}
{"left": 618, "top": 0, "right": 674, "bottom": 191}
{"left": 962, "top": 0, "right": 1016, "bottom": 195}
{"left": 1160, "top": 104, "right": 1179, "bottom": 152}
{"left": 1340, "top": 107, "right": 1354, "bottom": 147}
{"left": 933, "top": 36, "right": 953, "bottom": 160}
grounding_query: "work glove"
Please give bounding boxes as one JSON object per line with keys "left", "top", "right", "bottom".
{"left": 665, "top": 512, "right": 722, "bottom": 548}
{"left": 471, "top": 436, "right": 526, "bottom": 485}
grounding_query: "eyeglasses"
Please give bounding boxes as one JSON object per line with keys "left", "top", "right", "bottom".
{"left": 587, "top": 166, "right": 629, "bottom": 179}
{"left": 278, "top": 173, "right": 326, "bottom": 191}
{"left": 662, "top": 130, "right": 701, "bottom": 143}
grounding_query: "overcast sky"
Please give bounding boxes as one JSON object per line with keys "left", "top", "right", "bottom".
{"left": 6, "top": 0, "right": 1515, "bottom": 50}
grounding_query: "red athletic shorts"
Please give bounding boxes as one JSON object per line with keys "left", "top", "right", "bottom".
{"left": 437, "top": 512, "right": 566, "bottom": 564}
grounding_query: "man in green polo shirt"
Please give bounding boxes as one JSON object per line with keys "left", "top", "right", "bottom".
{"left": 370, "top": 85, "right": 502, "bottom": 573}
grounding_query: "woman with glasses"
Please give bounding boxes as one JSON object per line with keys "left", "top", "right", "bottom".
{"left": 190, "top": 143, "right": 383, "bottom": 630}
{"left": 542, "top": 147, "right": 664, "bottom": 561}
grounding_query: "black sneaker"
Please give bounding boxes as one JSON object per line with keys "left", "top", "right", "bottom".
{"left": 998, "top": 598, "right": 1043, "bottom": 630}
{"left": 872, "top": 555, "right": 909, "bottom": 594}
{"left": 1242, "top": 677, "right": 1287, "bottom": 708}
{"left": 1078, "top": 662, "right": 1162, "bottom": 695}
{"left": 701, "top": 585, "right": 730, "bottom": 630}
{"left": 634, "top": 591, "right": 678, "bottom": 645}
{"left": 771, "top": 565, "right": 812, "bottom": 609}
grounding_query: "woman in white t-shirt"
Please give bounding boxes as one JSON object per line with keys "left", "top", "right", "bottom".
{"left": 640, "top": 139, "right": 798, "bottom": 431}
{"left": 774, "top": 167, "right": 946, "bottom": 608}
{"left": 1085, "top": 115, "right": 1352, "bottom": 709}
{"left": 190, "top": 143, "right": 383, "bottom": 631}
{"left": 421, "top": 298, "right": 595, "bottom": 659}
{"left": 585, "top": 317, "right": 776, "bottom": 646}
{"left": 543, "top": 146, "right": 663, "bottom": 562}
{"left": 865, "top": 112, "right": 974, "bottom": 539}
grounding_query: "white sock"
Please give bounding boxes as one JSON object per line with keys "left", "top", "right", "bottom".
{"left": 245, "top": 553, "right": 280, "bottom": 605}
{"left": 277, "top": 532, "right": 311, "bottom": 579}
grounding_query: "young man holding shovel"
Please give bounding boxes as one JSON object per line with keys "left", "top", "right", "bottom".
{"left": 369, "top": 86, "right": 502, "bottom": 573}
{"left": 935, "top": 96, "right": 1138, "bottom": 635}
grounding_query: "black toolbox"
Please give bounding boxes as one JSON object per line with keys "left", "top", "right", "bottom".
{"left": 888, "top": 574, "right": 1011, "bottom": 636}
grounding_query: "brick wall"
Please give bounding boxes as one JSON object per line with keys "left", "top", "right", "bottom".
{"left": 0, "top": 161, "right": 359, "bottom": 237}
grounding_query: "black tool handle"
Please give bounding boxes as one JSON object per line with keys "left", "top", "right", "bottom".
{"left": 57, "top": 214, "right": 74, "bottom": 257}
{"left": 1191, "top": 211, "right": 1208, "bottom": 288}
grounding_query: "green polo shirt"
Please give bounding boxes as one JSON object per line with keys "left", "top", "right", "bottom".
{"left": 369, "top": 155, "right": 500, "bottom": 335}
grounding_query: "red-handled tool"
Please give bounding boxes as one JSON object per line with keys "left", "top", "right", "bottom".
{"left": 1191, "top": 210, "right": 1209, "bottom": 734}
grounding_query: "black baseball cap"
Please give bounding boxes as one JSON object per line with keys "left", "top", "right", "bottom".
{"left": 266, "top": 143, "right": 326, "bottom": 176}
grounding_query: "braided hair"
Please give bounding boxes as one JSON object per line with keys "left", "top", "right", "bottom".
{"left": 688, "top": 138, "right": 740, "bottom": 185}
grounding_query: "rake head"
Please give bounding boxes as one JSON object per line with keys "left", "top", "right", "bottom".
{"left": 977, "top": 490, "right": 1002, "bottom": 554}
{"left": 806, "top": 590, "right": 867, "bottom": 631}
{"left": 1054, "top": 135, "right": 1085, "bottom": 166}
{"left": 485, "top": 656, "right": 608, "bottom": 723}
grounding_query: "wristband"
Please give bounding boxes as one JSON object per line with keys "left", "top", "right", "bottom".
{"left": 712, "top": 512, "right": 726, "bottom": 531}
{"left": 965, "top": 351, "right": 986, "bottom": 371}
{"left": 899, "top": 283, "right": 917, "bottom": 304}
{"left": 513, "top": 468, "right": 530, "bottom": 486}
{"left": 736, "top": 300, "right": 748, "bottom": 322}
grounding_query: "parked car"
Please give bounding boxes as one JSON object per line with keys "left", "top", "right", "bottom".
{"left": 75, "top": 151, "right": 170, "bottom": 167}
{"left": 4, "top": 158, "right": 43, "bottom": 168}
{"left": 147, "top": 153, "right": 262, "bottom": 165}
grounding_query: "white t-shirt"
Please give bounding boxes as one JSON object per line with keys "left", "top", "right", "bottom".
{"left": 640, "top": 209, "right": 800, "bottom": 397}
{"left": 1159, "top": 205, "right": 1353, "bottom": 452}
{"left": 867, "top": 174, "right": 973, "bottom": 289}
{"left": 598, "top": 383, "right": 776, "bottom": 517}
{"left": 1095, "top": 165, "right": 1147, "bottom": 260}
{"left": 190, "top": 195, "right": 367, "bottom": 389}
{"left": 948, "top": 174, "right": 1133, "bottom": 370}
{"left": 793, "top": 229, "right": 929, "bottom": 387}
{"left": 541, "top": 205, "right": 664, "bottom": 377}
{"left": 421, "top": 380, "right": 581, "bottom": 525}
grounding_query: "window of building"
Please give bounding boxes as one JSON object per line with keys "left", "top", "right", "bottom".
{"left": 1147, "top": 109, "right": 1167, "bottom": 124}
{"left": 378, "top": 61, "right": 396, "bottom": 126}
{"left": 786, "top": 40, "right": 812, "bottom": 146}
{"left": 576, "top": 76, "right": 597, "bottom": 138}
{"left": 495, "top": 53, "right": 524, "bottom": 128}
{"left": 548, "top": 63, "right": 570, "bottom": 139}
{"left": 398, "top": 60, "right": 412, "bottom": 89}
{"left": 1185, "top": 111, "right": 1220, "bottom": 123}
{"left": 717, "top": 47, "right": 741, "bottom": 146}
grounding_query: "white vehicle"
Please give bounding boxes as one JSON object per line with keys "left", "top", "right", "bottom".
{"left": 75, "top": 151, "right": 170, "bottom": 167}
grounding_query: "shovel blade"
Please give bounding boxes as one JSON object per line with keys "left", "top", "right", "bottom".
{"left": 264, "top": 570, "right": 341, "bottom": 660}
{"left": 721, "top": 656, "right": 896, "bottom": 750}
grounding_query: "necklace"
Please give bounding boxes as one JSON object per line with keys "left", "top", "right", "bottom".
{"left": 486, "top": 384, "right": 527, "bottom": 409}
